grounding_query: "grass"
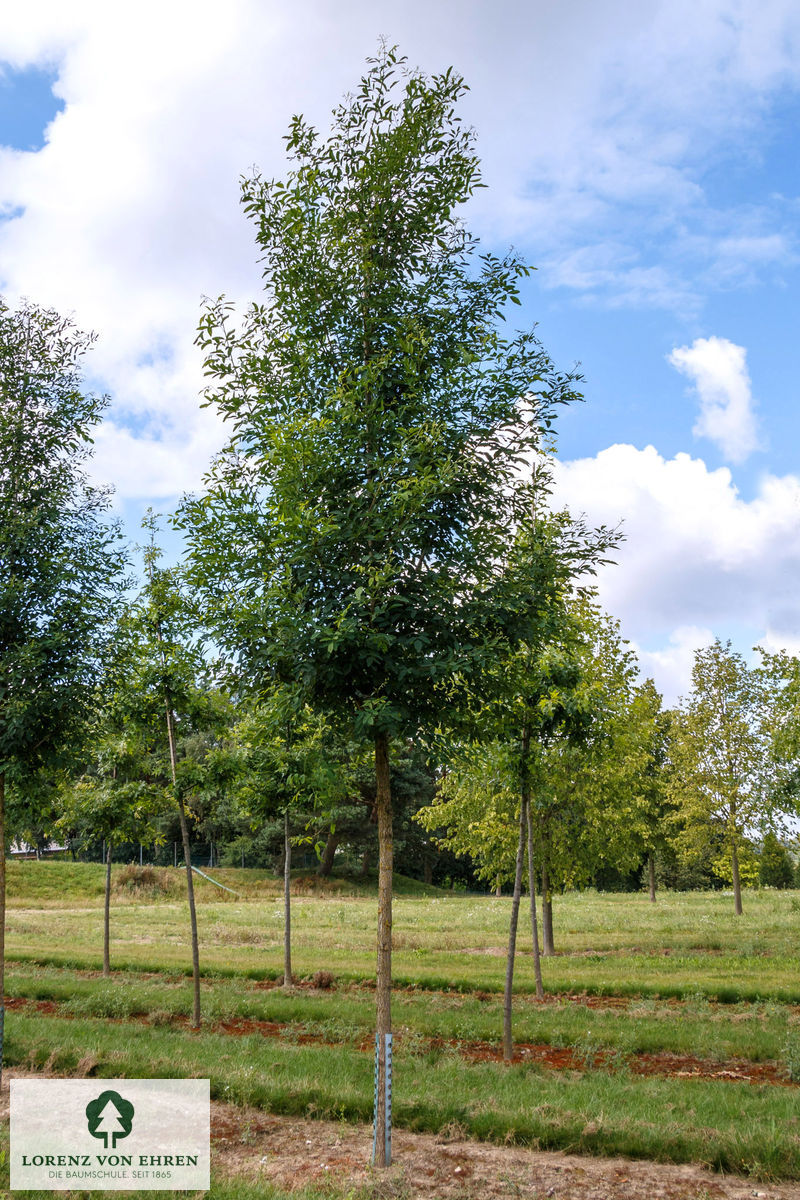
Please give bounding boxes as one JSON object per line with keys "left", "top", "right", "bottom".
{"left": 5, "top": 863, "right": 800, "bottom": 1184}
{"left": 4, "top": 962, "right": 794, "bottom": 1062}
{"left": 5, "top": 1011, "right": 800, "bottom": 1180}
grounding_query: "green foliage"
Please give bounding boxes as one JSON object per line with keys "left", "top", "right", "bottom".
{"left": 759, "top": 832, "right": 794, "bottom": 889}
{"left": 670, "top": 640, "right": 769, "bottom": 903}
{"left": 0, "top": 299, "right": 125, "bottom": 793}
{"left": 179, "top": 45, "right": 585, "bottom": 742}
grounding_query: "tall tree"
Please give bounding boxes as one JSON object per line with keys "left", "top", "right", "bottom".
{"left": 0, "top": 299, "right": 125, "bottom": 1081}
{"left": 180, "top": 46, "right": 584, "bottom": 1164}
{"left": 670, "top": 639, "right": 767, "bottom": 915}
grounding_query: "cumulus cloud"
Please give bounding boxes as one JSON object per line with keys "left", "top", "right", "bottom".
{"left": 551, "top": 444, "right": 800, "bottom": 696}
{"left": 668, "top": 336, "right": 761, "bottom": 462}
{"left": 632, "top": 626, "right": 716, "bottom": 706}
{"left": 0, "top": 0, "right": 799, "bottom": 497}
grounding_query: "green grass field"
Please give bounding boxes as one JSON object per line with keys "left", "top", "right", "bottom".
{"left": 3, "top": 862, "right": 800, "bottom": 1195}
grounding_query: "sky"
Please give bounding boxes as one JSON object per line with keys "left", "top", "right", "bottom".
{"left": 1, "top": 0, "right": 800, "bottom": 704}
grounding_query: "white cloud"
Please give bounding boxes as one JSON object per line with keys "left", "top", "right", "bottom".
{"left": 551, "top": 444, "right": 800, "bottom": 696}
{"left": 0, "top": 0, "right": 799, "bottom": 495}
{"left": 668, "top": 336, "right": 761, "bottom": 463}
{"left": 632, "top": 626, "right": 716, "bottom": 706}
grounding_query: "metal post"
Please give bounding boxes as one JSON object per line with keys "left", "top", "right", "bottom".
{"left": 371, "top": 1033, "right": 393, "bottom": 1166}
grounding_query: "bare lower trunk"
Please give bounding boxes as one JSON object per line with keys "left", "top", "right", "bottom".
{"left": 359, "top": 848, "right": 371, "bottom": 878}
{"left": 283, "top": 809, "right": 292, "bottom": 987}
{"left": 503, "top": 800, "right": 527, "bottom": 1061}
{"left": 166, "top": 704, "right": 201, "bottom": 1027}
{"left": 648, "top": 852, "right": 656, "bottom": 903}
{"left": 316, "top": 829, "right": 339, "bottom": 878}
{"left": 0, "top": 773, "right": 6, "bottom": 1090}
{"left": 731, "top": 839, "right": 743, "bottom": 916}
{"left": 103, "top": 842, "right": 113, "bottom": 976}
{"left": 525, "top": 803, "right": 544, "bottom": 1000}
{"left": 495, "top": 877, "right": 502, "bottom": 898}
{"left": 541, "top": 860, "right": 555, "bottom": 956}
{"left": 373, "top": 732, "right": 393, "bottom": 1167}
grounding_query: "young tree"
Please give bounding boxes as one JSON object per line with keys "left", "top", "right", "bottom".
{"left": 232, "top": 686, "right": 353, "bottom": 987}
{"left": 0, "top": 299, "right": 125, "bottom": 1081}
{"left": 180, "top": 47, "right": 585, "bottom": 1164}
{"left": 670, "top": 640, "right": 768, "bottom": 915}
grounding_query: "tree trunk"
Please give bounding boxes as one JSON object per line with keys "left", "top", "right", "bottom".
{"left": 525, "top": 802, "right": 544, "bottom": 1000}
{"left": 648, "top": 852, "right": 656, "bottom": 903}
{"left": 316, "top": 829, "right": 339, "bottom": 878}
{"left": 541, "top": 860, "right": 555, "bottom": 956}
{"left": 503, "top": 799, "right": 527, "bottom": 1061}
{"left": 166, "top": 703, "right": 201, "bottom": 1027}
{"left": 0, "top": 773, "right": 6, "bottom": 1090}
{"left": 359, "top": 847, "right": 371, "bottom": 878}
{"left": 731, "top": 839, "right": 743, "bottom": 916}
{"left": 373, "top": 731, "right": 393, "bottom": 1167}
{"left": 495, "top": 877, "right": 502, "bottom": 898}
{"left": 423, "top": 857, "right": 433, "bottom": 886}
{"left": 103, "top": 841, "right": 113, "bottom": 977}
{"left": 283, "top": 808, "right": 293, "bottom": 987}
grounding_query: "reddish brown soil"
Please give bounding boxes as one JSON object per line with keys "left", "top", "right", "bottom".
{"left": 5, "top": 994, "right": 793, "bottom": 1087}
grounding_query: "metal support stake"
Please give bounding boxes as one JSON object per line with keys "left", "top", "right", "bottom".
{"left": 371, "top": 1033, "right": 393, "bottom": 1166}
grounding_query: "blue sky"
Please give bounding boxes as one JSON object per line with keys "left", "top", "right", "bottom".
{"left": 1, "top": 0, "right": 800, "bottom": 702}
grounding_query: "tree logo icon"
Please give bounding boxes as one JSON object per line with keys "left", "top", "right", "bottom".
{"left": 85, "top": 1090, "right": 135, "bottom": 1149}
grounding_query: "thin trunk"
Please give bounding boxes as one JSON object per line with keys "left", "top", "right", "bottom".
{"left": 495, "top": 876, "right": 502, "bottom": 897}
{"left": 0, "top": 772, "right": 5, "bottom": 1090}
{"left": 316, "top": 830, "right": 339, "bottom": 878}
{"left": 373, "top": 732, "right": 393, "bottom": 1167}
{"left": 283, "top": 809, "right": 292, "bottom": 987}
{"left": 166, "top": 703, "right": 201, "bottom": 1027}
{"left": 359, "top": 847, "right": 371, "bottom": 878}
{"left": 525, "top": 803, "right": 544, "bottom": 1000}
{"left": 103, "top": 841, "right": 113, "bottom": 977}
{"left": 731, "top": 839, "right": 743, "bottom": 916}
{"left": 648, "top": 852, "right": 656, "bottom": 903}
{"left": 541, "top": 859, "right": 555, "bottom": 956}
{"left": 503, "top": 799, "right": 527, "bottom": 1061}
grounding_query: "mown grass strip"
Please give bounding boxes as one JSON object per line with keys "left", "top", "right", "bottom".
{"left": 4, "top": 963, "right": 792, "bottom": 1064}
{"left": 9, "top": 943, "right": 800, "bottom": 1005}
{"left": 6, "top": 1012, "right": 800, "bottom": 1179}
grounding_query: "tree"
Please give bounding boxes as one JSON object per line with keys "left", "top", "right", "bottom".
{"left": 135, "top": 518, "right": 210, "bottom": 1027}
{"left": 670, "top": 640, "right": 768, "bottom": 915}
{"left": 0, "top": 299, "right": 125, "bottom": 1082}
{"left": 232, "top": 686, "right": 353, "bottom": 987}
{"left": 180, "top": 45, "right": 584, "bottom": 1165}
{"left": 56, "top": 612, "right": 169, "bottom": 976}
{"left": 759, "top": 831, "right": 794, "bottom": 889}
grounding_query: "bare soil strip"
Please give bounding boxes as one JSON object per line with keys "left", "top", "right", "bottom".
{"left": 211, "top": 1103, "right": 800, "bottom": 1200}
{"left": 5, "top": 995, "right": 792, "bottom": 1087}
{"left": 3, "top": 1070, "right": 799, "bottom": 1200}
